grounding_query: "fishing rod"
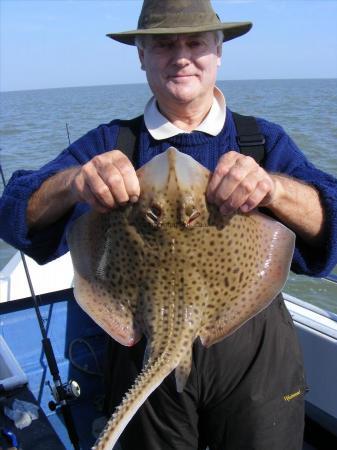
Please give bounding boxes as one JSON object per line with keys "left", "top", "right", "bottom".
{"left": 66, "top": 122, "right": 71, "bottom": 145}
{"left": 0, "top": 152, "right": 81, "bottom": 450}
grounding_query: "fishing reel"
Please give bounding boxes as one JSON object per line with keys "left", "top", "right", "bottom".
{"left": 47, "top": 379, "right": 81, "bottom": 411}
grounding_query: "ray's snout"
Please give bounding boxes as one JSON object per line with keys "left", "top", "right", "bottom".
{"left": 137, "top": 147, "right": 210, "bottom": 228}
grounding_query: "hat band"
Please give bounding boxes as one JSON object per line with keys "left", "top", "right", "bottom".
{"left": 139, "top": 12, "right": 220, "bottom": 30}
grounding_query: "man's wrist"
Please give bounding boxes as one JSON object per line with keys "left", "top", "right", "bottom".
{"left": 265, "top": 174, "right": 286, "bottom": 210}
{"left": 65, "top": 166, "right": 82, "bottom": 205}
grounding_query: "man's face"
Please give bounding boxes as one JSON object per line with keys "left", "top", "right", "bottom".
{"left": 138, "top": 32, "right": 222, "bottom": 109}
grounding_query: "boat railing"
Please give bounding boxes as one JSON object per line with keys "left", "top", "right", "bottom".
{"left": 324, "top": 273, "right": 337, "bottom": 284}
{"left": 286, "top": 296, "right": 337, "bottom": 322}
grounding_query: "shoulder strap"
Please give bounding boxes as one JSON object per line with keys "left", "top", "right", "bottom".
{"left": 232, "top": 112, "right": 265, "bottom": 164}
{"left": 115, "top": 112, "right": 266, "bottom": 166}
{"left": 116, "top": 115, "right": 143, "bottom": 165}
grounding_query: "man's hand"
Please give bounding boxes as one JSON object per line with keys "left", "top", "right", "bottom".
{"left": 206, "top": 150, "right": 325, "bottom": 245}
{"left": 71, "top": 150, "right": 140, "bottom": 213}
{"left": 27, "top": 150, "right": 140, "bottom": 230}
{"left": 206, "top": 151, "right": 275, "bottom": 214}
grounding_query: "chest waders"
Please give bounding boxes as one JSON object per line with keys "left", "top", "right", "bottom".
{"left": 103, "top": 114, "right": 306, "bottom": 450}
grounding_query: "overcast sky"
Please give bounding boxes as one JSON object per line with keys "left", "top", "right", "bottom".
{"left": 1, "top": 0, "right": 337, "bottom": 92}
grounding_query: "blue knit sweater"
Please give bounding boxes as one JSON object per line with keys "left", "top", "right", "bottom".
{"left": 1, "top": 108, "right": 337, "bottom": 276}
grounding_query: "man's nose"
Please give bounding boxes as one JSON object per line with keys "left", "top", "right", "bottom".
{"left": 172, "top": 44, "right": 191, "bottom": 66}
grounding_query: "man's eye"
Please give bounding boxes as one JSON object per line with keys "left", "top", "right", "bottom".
{"left": 189, "top": 41, "right": 201, "bottom": 48}
{"left": 155, "top": 41, "right": 172, "bottom": 49}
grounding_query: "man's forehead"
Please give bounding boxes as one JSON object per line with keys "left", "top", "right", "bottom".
{"left": 150, "top": 32, "right": 212, "bottom": 41}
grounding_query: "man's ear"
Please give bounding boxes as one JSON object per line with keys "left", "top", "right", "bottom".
{"left": 138, "top": 47, "right": 145, "bottom": 71}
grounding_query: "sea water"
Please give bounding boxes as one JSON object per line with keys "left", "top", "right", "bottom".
{"left": 0, "top": 79, "right": 336, "bottom": 311}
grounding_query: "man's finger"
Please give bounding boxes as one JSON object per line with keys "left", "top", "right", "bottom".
{"left": 239, "top": 178, "right": 275, "bottom": 213}
{"left": 113, "top": 153, "right": 140, "bottom": 201}
{"left": 82, "top": 164, "right": 116, "bottom": 208}
{"left": 206, "top": 151, "right": 239, "bottom": 200}
{"left": 82, "top": 183, "right": 112, "bottom": 213}
{"left": 103, "top": 165, "right": 130, "bottom": 204}
{"left": 92, "top": 150, "right": 139, "bottom": 205}
{"left": 209, "top": 155, "right": 259, "bottom": 206}
{"left": 218, "top": 177, "right": 258, "bottom": 213}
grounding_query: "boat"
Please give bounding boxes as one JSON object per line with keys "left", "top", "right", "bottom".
{"left": 0, "top": 252, "right": 336, "bottom": 449}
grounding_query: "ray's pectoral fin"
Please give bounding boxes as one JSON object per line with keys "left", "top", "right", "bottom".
{"left": 199, "top": 212, "right": 295, "bottom": 348}
{"left": 67, "top": 209, "right": 144, "bottom": 347}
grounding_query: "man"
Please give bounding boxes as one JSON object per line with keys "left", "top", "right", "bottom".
{"left": 1, "top": 1, "right": 337, "bottom": 449}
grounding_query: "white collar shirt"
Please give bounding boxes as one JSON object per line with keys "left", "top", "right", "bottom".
{"left": 144, "top": 87, "right": 226, "bottom": 140}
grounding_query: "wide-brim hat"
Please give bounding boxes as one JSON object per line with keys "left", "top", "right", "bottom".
{"left": 107, "top": 0, "right": 252, "bottom": 46}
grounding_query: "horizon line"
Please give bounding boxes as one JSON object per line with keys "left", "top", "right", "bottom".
{"left": 1, "top": 76, "right": 336, "bottom": 94}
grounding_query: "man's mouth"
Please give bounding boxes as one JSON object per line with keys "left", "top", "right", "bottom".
{"left": 168, "top": 74, "right": 196, "bottom": 80}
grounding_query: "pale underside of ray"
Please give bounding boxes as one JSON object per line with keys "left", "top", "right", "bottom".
{"left": 67, "top": 147, "right": 295, "bottom": 450}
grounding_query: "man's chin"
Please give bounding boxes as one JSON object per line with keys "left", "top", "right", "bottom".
{"left": 166, "top": 85, "right": 200, "bottom": 103}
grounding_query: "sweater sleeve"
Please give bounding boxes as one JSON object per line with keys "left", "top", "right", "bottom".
{"left": 257, "top": 117, "right": 337, "bottom": 277}
{"left": 0, "top": 121, "right": 119, "bottom": 264}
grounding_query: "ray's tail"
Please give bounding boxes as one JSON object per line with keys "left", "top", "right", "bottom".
{"left": 92, "top": 348, "right": 178, "bottom": 450}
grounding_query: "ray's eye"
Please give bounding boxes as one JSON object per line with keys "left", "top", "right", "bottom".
{"left": 185, "top": 205, "right": 201, "bottom": 226}
{"left": 145, "top": 203, "right": 163, "bottom": 227}
{"left": 188, "top": 210, "right": 200, "bottom": 224}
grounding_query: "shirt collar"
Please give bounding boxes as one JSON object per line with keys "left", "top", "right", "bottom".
{"left": 144, "top": 87, "right": 226, "bottom": 140}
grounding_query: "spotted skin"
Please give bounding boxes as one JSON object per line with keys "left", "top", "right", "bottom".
{"left": 67, "top": 147, "right": 295, "bottom": 450}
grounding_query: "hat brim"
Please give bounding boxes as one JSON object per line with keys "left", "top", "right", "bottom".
{"left": 106, "top": 22, "right": 252, "bottom": 46}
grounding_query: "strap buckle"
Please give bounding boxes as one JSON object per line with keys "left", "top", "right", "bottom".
{"left": 237, "top": 133, "right": 266, "bottom": 147}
